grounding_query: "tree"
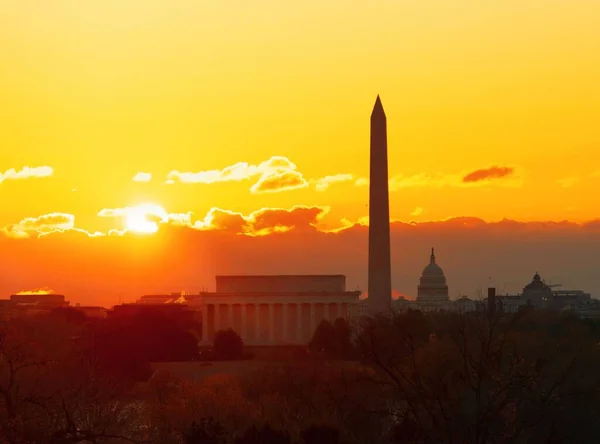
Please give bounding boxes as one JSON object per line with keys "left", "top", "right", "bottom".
{"left": 240, "top": 362, "right": 386, "bottom": 443}
{"left": 0, "top": 317, "right": 143, "bottom": 444}
{"left": 47, "top": 307, "right": 89, "bottom": 325}
{"left": 332, "top": 318, "right": 355, "bottom": 359}
{"left": 301, "top": 424, "right": 342, "bottom": 444}
{"left": 89, "top": 309, "right": 199, "bottom": 382}
{"left": 213, "top": 329, "right": 244, "bottom": 360}
{"left": 185, "top": 417, "right": 226, "bottom": 444}
{"left": 234, "top": 424, "right": 291, "bottom": 444}
{"left": 308, "top": 320, "right": 335, "bottom": 354}
{"left": 358, "top": 310, "right": 600, "bottom": 443}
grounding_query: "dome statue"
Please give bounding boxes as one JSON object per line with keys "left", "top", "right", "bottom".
{"left": 523, "top": 272, "right": 551, "bottom": 294}
{"left": 421, "top": 248, "right": 445, "bottom": 278}
{"left": 417, "top": 248, "right": 449, "bottom": 302}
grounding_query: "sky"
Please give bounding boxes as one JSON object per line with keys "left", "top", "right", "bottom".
{"left": 1, "top": 1, "right": 600, "bottom": 304}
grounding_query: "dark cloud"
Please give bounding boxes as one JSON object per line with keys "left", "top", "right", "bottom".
{"left": 249, "top": 205, "right": 327, "bottom": 234}
{"left": 462, "top": 166, "right": 514, "bottom": 183}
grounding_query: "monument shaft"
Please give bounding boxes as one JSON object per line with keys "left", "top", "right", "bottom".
{"left": 368, "top": 96, "right": 392, "bottom": 314}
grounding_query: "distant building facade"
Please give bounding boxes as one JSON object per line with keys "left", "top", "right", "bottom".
{"left": 358, "top": 250, "right": 599, "bottom": 318}
{"left": 188, "top": 275, "right": 360, "bottom": 346}
{"left": 10, "top": 293, "right": 69, "bottom": 308}
{"left": 0, "top": 293, "right": 108, "bottom": 319}
{"left": 0, "top": 293, "right": 69, "bottom": 318}
{"left": 349, "top": 298, "right": 369, "bottom": 321}
{"left": 490, "top": 272, "right": 599, "bottom": 317}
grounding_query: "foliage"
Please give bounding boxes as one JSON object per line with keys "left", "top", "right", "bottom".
{"left": 0, "top": 316, "right": 142, "bottom": 443}
{"left": 185, "top": 417, "right": 226, "bottom": 444}
{"left": 240, "top": 361, "right": 384, "bottom": 443}
{"left": 308, "top": 318, "right": 356, "bottom": 360}
{"left": 300, "top": 424, "right": 343, "bottom": 444}
{"left": 47, "top": 306, "right": 89, "bottom": 325}
{"left": 357, "top": 309, "right": 600, "bottom": 443}
{"left": 234, "top": 423, "right": 291, "bottom": 444}
{"left": 213, "top": 328, "right": 244, "bottom": 360}
{"left": 2, "top": 306, "right": 600, "bottom": 443}
{"left": 90, "top": 308, "right": 199, "bottom": 381}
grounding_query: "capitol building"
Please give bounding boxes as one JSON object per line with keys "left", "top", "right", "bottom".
{"left": 354, "top": 248, "right": 599, "bottom": 319}
{"left": 413, "top": 248, "right": 453, "bottom": 312}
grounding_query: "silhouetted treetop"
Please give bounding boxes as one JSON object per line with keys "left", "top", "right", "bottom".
{"left": 213, "top": 328, "right": 244, "bottom": 360}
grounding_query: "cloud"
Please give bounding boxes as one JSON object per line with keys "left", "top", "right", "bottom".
{"left": 355, "top": 165, "right": 521, "bottom": 190}
{"left": 313, "top": 174, "right": 355, "bottom": 192}
{"left": 194, "top": 208, "right": 249, "bottom": 234}
{"left": 192, "top": 205, "right": 329, "bottom": 236}
{"left": 251, "top": 170, "right": 308, "bottom": 194}
{"left": 98, "top": 204, "right": 169, "bottom": 234}
{"left": 0, "top": 166, "right": 54, "bottom": 184}
{"left": 97, "top": 208, "right": 126, "bottom": 218}
{"left": 167, "top": 162, "right": 258, "bottom": 184}
{"left": 410, "top": 207, "right": 424, "bottom": 217}
{"left": 166, "top": 156, "right": 309, "bottom": 194}
{"left": 96, "top": 204, "right": 328, "bottom": 236}
{"left": 389, "top": 174, "right": 454, "bottom": 190}
{"left": 556, "top": 176, "right": 580, "bottom": 188}
{"left": 3, "top": 213, "right": 75, "bottom": 238}
{"left": 462, "top": 165, "right": 514, "bottom": 183}
{"left": 249, "top": 206, "right": 329, "bottom": 235}
{"left": 166, "top": 158, "right": 521, "bottom": 195}
{"left": 133, "top": 172, "right": 152, "bottom": 182}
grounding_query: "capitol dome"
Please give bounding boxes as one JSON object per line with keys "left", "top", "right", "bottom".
{"left": 421, "top": 249, "right": 445, "bottom": 279}
{"left": 417, "top": 248, "right": 449, "bottom": 301}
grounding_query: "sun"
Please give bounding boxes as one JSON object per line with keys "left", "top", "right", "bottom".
{"left": 124, "top": 204, "right": 168, "bottom": 234}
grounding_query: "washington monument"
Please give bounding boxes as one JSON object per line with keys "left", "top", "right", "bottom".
{"left": 368, "top": 95, "right": 392, "bottom": 315}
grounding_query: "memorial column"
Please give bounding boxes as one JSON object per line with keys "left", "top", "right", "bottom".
{"left": 309, "top": 303, "right": 316, "bottom": 340}
{"left": 296, "top": 304, "right": 302, "bottom": 343}
{"left": 268, "top": 303, "right": 275, "bottom": 344}
{"left": 241, "top": 304, "right": 248, "bottom": 342}
{"left": 202, "top": 303, "right": 209, "bottom": 343}
{"left": 282, "top": 303, "right": 289, "bottom": 342}
{"left": 214, "top": 304, "right": 221, "bottom": 334}
{"left": 254, "top": 304, "right": 261, "bottom": 344}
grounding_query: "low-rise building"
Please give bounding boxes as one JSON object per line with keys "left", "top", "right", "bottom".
{"left": 188, "top": 275, "right": 360, "bottom": 346}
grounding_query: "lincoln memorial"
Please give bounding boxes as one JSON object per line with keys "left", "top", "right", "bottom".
{"left": 189, "top": 275, "right": 360, "bottom": 346}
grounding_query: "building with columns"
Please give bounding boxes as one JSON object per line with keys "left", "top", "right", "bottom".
{"left": 188, "top": 275, "right": 360, "bottom": 346}
{"left": 413, "top": 248, "right": 453, "bottom": 312}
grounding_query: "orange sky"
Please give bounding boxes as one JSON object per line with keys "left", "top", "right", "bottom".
{"left": 1, "top": 2, "right": 600, "bottom": 303}
{"left": 1, "top": 1, "right": 600, "bottom": 235}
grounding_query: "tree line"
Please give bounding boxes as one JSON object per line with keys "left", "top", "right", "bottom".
{"left": 1, "top": 306, "right": 600, "bottom": 443}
